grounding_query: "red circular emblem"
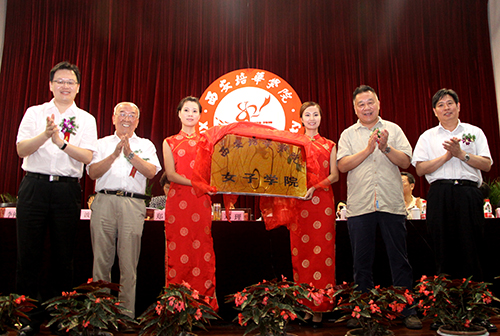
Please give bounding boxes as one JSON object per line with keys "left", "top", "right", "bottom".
{"left": 199, "top": 69, "right": 302, "bottom": 133}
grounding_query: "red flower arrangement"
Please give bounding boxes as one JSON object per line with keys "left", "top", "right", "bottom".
{"left": 332, "top": 283, "right": 413, "bottom": 336}
{"left": 43, "top": 278, "right": 135, "bottom": 336}
{"left": 226, "top": 276, "right": 326, "bottom": 336}
{"left": 414, "top": 274, "right": 499, "bottom": 332}
{"left": 137, "top": 281, "right": 219, "bottom": 336}
{"left": 0, "top": 293, "right": 36, "bottom": 334}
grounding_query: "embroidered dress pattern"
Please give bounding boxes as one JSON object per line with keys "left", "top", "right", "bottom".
{"left": 290, "top": 134, "right": 336, "bottom": 312}
{"left": 164, "top": 131, "right": 217, "bottom": 310}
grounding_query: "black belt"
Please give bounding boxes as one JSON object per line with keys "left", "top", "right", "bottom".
{"left": 431, "top": 179, "right": 478, "bottom": 187}
{"left": 26, "top": 172, "right": 78, "bottom": 183}
{"left": 98, "top": 190, "right": 149, "bottom": 200}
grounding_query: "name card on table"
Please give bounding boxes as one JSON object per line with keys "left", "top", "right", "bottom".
{"left": 0, "top": 208, "right": 172, "bottom": 222}
{"left": 80, "top": 209, "right": 92, "bottom": 220}
{"left": 154, "top": 209, "right": 165, "bottom": 221}
{"left": 221, "top": 210, "right": 247, "bottom": 221}
{"left": 0, "top": 207, "right": 16, "bottom": 218}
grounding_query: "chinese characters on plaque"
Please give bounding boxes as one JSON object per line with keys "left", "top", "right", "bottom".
{"left": 211, "top": 134, "right": 307, "bottom": 198}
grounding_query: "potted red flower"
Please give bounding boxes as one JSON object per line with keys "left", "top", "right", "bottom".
{"left": 226, "top": 276, "right": 325, "bottom": 336}
{"left": 414, "top": 274, "right": 499, "bottom": 335}
{"left": 137, "top": 281, "right": 219, "bottom": 336}
{"left": 332, "top": 282, "right": 414, "bottom": 336}
{"left": 0, "top": 293, "right": 36, "bottom": 335}
{"left": 44, "top": 279, "right": 135, "bottom": 336}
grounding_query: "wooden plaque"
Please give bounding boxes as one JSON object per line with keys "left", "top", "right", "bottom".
{"left": 211, "top": 134, "right": 307, "bottom": 198}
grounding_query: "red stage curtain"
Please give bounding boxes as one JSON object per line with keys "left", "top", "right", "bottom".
{"left": 0, "top": 0, "right": 497, "bottom": 205}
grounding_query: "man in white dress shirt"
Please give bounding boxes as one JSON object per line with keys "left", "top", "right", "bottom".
{"left": 16, "top": 61, "right": 98, "bottom": 336}
{"left": 412, "top": 88, "right": 492, "bottom": 279}
{"left": 87, "top": 102, "right": 161, "bottom": 318}
{"left": 412, "top": 88, "right": 494, "bottom": 331}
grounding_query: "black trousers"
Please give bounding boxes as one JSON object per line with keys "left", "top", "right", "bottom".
{"left": 427, "top": 182, "right": 484, "bottom": 280}
{"left": 347, "top": 211, "right": 416, "bottom": 316}
{"left": 347, "top": 212, "right": 413, "bottom": 292}
{"left": 16, "top": 174, "right": 81, "bottom": 327}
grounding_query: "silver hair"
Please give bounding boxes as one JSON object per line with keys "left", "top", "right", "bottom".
{"left": 113, "top": 102, "right": 140, "bottom": 118}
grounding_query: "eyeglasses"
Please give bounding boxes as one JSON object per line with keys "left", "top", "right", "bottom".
{"left": 52, "top": 79, "right": 78, "bottom": 86}
{"left": 116, "top": 112, "right": 138, "bottom": 120}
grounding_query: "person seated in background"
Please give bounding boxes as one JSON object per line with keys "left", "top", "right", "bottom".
{"left": 336, "top": 200, "right": 346, "bottom": 219}
{"left": 87, "top": 193, "right": 96, "bottom": 209}
{"left": 149, "top": 172, "right": 170, "bottom": 209}
{"left": 401, "top": 172, "right": 425, "bottom": 218}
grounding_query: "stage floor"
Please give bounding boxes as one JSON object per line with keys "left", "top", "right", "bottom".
{"left": 6, "top": 317, "right": 499, "bottom": 336}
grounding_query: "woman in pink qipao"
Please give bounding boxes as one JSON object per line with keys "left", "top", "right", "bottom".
{"left": 291, "top": 102, "right": 339, "bottom": 327}
{"left": 162, "top": 96, "right": 217, "bottom": 310}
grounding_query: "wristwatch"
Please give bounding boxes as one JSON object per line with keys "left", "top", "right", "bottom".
{"left": 463, "top": 153, "right": 470, "bottom": 162}
{"left": 60, "top": 140, "right": 68, "bottom": 151}
{"left": 383, "top": 145, "right": 391, "bottom": 154}
{"left": 127, "top": 151, "right": 135, "bottom": 160}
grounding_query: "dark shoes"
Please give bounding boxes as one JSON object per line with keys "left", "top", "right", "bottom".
{"left": 118, "top": 325, "right": 136, "bottom": 334}
{"left": 49, "top": 323, "right": 70, "bottom": 336}
{"left": 347, "top": 316, "right": 422, "bottom": 330}
{"left": 17, "top": 323, "right": 70, "bottom": 336}
{"left": 346, "top": 318, "right": 360, "bottom": 328}
{"left": 17, "top": 325, "right": 38, "bottom": 336}
{"left": 474, "top": 319, "right": 497, "bottom": 332}
{"left": 298, "top": 317, "right": 311, "bottom": 327}
{"left": 298, "top": 314, "right": 323, "bottom": 329}
{"left": 402, "top": 315, "right": 423, "bottom": 330}
{"left": 430, "top": 321, "right": 443, "bottom": 330}
{"left": 431, "top": 319, "right": 497, "bottom": 332}
{"left": 311, "top": 321, "right": 323, "bottom": 329}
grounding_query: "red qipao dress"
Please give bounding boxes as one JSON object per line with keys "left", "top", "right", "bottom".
{"left": 290, "top": 134, "right": 336, "bottom": 312}
{"left": 164, "top": 131, "right": 218, "bottom": 310}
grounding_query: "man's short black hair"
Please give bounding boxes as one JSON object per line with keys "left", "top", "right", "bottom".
{"left": 352, "top": 85, "right": 378, "bottom": 102}
{"left": 432, "top": 88, "right": 459, "bottom": 108}
{"left": 401, "top": 171, "right": 415, "bottom": 185}
{"left": 50, "top": 61, "right": 81, "bottom": 84}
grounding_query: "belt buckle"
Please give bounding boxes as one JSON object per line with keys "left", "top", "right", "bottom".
{"left": 49, "top": 175, "right": 59, "bottom": 182}
{"left": 453, "top": 180, "right": 459, "bottom": 185}
{"left": 116, "top": 190, "right": 124, "bottom": 196}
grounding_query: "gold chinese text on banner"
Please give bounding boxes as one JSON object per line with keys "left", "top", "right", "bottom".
{"left": 211, "top": 134, "right": 307, "bottom": 198}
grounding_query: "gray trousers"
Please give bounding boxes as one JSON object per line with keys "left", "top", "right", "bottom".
{"left": 90, "top": 193, "right": 146, "bottom": 317}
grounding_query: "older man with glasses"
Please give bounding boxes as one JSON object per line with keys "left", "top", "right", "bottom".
{"left": 87, "top": 102, "right": 161, "bottom": 319}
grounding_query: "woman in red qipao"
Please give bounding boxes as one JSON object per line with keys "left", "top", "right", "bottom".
{"left": 291, "top": 102, "right": 339, "bottom": 328}
{"left": 163, "top": 96, "right": 218, "bottom": 310}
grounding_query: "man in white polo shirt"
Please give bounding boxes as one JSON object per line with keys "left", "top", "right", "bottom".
{"left": 87, "top": 102, "right": 161, "bottom": 317}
